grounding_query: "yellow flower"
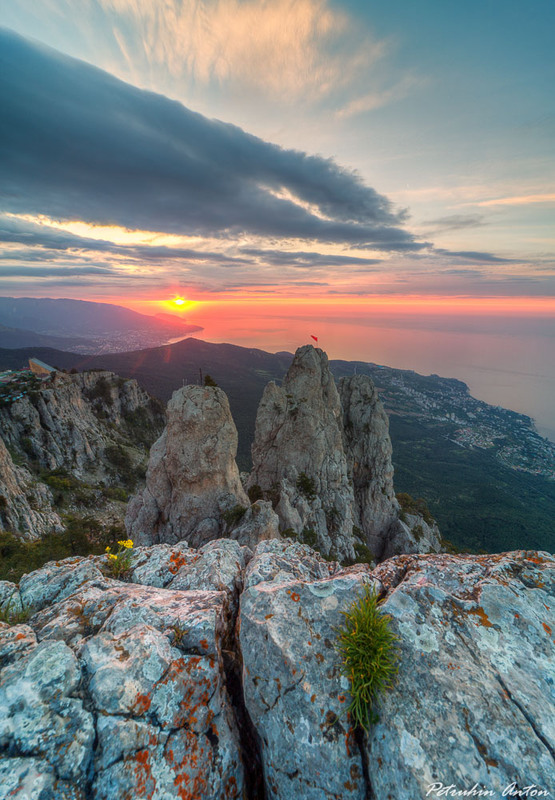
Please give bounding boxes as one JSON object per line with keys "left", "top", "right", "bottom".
{"left": 108, "top": 553, "right": 118, "bottom": 561}
{"left": 105, "top": 546, "right": 111, "bottom": 553}
{"left": 118, "top": 540, "right": 133, "bottom": 549}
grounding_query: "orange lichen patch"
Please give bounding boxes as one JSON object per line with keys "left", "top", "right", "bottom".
{"left": 311, "top": 694, "right": 316, "bottom": 703}
{"left": 134, "top": 693, "right": 152, "bottom": 714}
{"left": 15, "top": 633, "right": 26, "bottom": 641}
{"left": 264, "top": 614, "right": 274, "bottom": 620}
{"left": 526, "top": 555, "right": 548, "bottom": 565}
{"left": 542, "top": 622, "right": 552, "bottom": 636}
{"left": 291, "top": 592, "right": 301, "bottom": 602}
{"left": 514, "top": 613, "right": 520, "bottom": 619}
{"left": 134, "top": 748, "right": 156, "bottom": 798}
{"left": 467, "top": 607, "right": 493, "bottom": 627}
{"left": 199, "top": 639, "right": 209, "bottom": 650}
{"left": 338, "top": 694, "right": 346, "bottom": 703}
{"left": 169, "top": 551, "right": 190, "bottom": 574}
{"left": 315, "top": 653, "right": 324, "bottom": 664}
{"left": 447, "top": 662, "right": 461, "bottom": 671}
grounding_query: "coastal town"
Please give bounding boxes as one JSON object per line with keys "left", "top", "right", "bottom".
{"left": 352, "top": 363, "right": 555, "bottom": 481}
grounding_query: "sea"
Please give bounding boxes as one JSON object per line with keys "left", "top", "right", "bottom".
{"left": 170, "top": 307, "right": 555, "bottom": 444}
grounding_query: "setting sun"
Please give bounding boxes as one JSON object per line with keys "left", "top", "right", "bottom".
{"left": 173, "top": 297, "right": 186, "bottom": 306}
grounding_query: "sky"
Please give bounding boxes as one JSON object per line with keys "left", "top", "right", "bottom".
{"left": 0, "top": 0, "right": 554, "bottom": 315}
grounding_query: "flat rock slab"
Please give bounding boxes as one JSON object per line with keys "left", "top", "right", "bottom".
{"left": 368, "top": 550, "right": 555, "bottom": 798}
{"left": 240, "top": 555, "right": 376, "bottom": 800}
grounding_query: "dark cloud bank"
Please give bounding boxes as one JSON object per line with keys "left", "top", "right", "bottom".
{"left": 0, "top": 28, "right": 423, "bottom": 251}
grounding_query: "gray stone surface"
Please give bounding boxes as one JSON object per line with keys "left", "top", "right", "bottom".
{"left": 0, "top": 436, "right": 62, "bottom": 541}
{"left": 339, "top": 374, "right": 399, "bottom": 559}
{"left": 248, "top": 345, "right": 359, "bottom": 561}
{"left": 0, "top": 543, "right": 552, "bottom": 799}
{"left": 126, "top": 385, "right": 250, "bottom": 547}
{"left": 240, "top": 543, "right": 375, "bottom": 800}
{"left": 368, "top": 550, "right": 555, "bottom": 798}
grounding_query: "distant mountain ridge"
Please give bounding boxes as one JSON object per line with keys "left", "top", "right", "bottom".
{"left": 0, "top": 337, "right": 553, "bottom": 553}
{"left": 0, "top": 297, "right": 202, "bottom": 353}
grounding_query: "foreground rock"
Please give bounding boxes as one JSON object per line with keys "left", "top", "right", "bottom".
{"left": 1, "top": 543, "right": 552, "bottom": 799}
{"left": 0, "top": 541, "right": 248, "bottom": 800}
{"left": 368, "top": 550, "right": 555, "bottom": 797}
{"left": 126, "top": 385, "right": 251, "bottom": 547}
{"left": 240, "top": 540, "right": 372, "bottom": 799}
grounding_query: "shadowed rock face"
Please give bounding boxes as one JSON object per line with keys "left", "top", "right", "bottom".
{"left": 339, "top": 374, "right": 399, "bottom": 558}
{"left": 0, "top": 544, "right": 553, "bottom": 798}
{"left": 248, "top": 345, "right": 359, "bottom": 561}
{"left": 0, "top": 436, "right": 62, "bottom": 541}
{"left": 126, "top": 385, "right": 250, "bottom": 548}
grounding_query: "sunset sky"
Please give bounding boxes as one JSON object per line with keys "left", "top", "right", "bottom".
{"left": 1, "top": 0, "right": 554, "bottom": 320}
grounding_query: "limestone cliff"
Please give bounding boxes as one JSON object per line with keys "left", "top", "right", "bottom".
{"left": 0, "top": 543, "right": 552, "bottom": 798}
{"left": 339, "top": 373, "right": 399, "bottom": 556}
{"left": 126, "top": 385, "right": 254, "bottom": 548}
{"left": 0, "top": 437, "right": 62, "bottom": 541}
{"left": 0, "top": 370, "right": 164, "bottom": 540}
{"left": 248, "top": 345, "right": 439, "bottom": 562}
{"left": 0, "top": 370, "right": 162, "bottom": 481}
{"left": 248, "top": 345, "right": 359, "bottom": 561}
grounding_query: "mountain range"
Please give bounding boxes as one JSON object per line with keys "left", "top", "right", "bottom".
{"left": 0, "top": 297, "right": 202, "bottom": 353}
{"left": 1, "top": 337, "right": 553, "bottom": 554}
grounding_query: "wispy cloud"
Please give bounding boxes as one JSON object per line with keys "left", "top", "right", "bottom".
{"left": 472, "top": 194, "right": 555, "bottom": 207}
{"left": 100, "top": 0, "right": 389, "bottom": 105}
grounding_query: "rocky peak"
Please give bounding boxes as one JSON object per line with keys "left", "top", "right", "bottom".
{"left": 339, "top": 374, "right": 399, "bottom": 558}
{"left": 248, "top": 345, "right": 359, "bottom": 561}
{"left": 126, "top": 384, "right": 252, "bottom": 548}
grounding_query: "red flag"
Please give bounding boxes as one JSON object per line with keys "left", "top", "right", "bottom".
{"left": 310, "top": 335, "right": 318, "bottom": 342}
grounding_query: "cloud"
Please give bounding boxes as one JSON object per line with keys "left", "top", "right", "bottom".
{"left": 336, "top": 75, "right": 426, "bottom": 119}
{"left": 240, "top": 248, "right": 383, "bottom": 268}
{"left": 434, "top": 249, "right": 514, "bottom": 264}
{"left": 98, "top": 0, "right": 388, "bottom": 105}
{"left": 0, "top": 28, "right": 423, "bottom": 251}
{"left": 473, "top": 194, "right": 555, "bottom": 207}
{"left": 418, "top": 214, "right": 487, "bottom": 233}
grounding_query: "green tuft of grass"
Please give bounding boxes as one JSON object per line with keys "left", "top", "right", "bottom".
{"left": 222, "top": 504, "right": 247, "bottom": 528}
{"left": 0, "top": 602, "right": 30, "bottom": 626}
{"left": 336, "top": 584, "right": 398, "bottom": 729}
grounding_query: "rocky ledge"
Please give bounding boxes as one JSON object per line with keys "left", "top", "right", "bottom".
{"left": 0, "top": 542, "right": 553, "bottom": 799}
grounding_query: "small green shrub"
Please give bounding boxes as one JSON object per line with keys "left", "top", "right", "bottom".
{"left": 101, "top": 486, "right": 128, "bottom": 502}
{"left": 222, "top": 504, "right": 247, "bottom": 528}
{"left": 296, "top": 472, "right": 317, "bottom": 500}
{"left": 170, "top": 623, "right": 189, "bottom": 648}
{"left": 87, "top": 376, "right": 112, "bottom": 404}
{"left": 203, "top": 374, "right": 218, "bottom": 387}
{"left": 300, "top": 527, "right": 317, "bottom": 548}
{"left": 247, "top": 484, "right": 264, "bottom": 504}
{"left": 353, "top": 542, "right": 375, "bottom": 565}
{"left": 336, "top": 584, "right": 398, "bottom": 729}
{"left": 396, "top": 492, "right": 434, "bottom": 526}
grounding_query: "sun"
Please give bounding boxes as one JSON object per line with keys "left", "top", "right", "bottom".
{"left": 173, "top": 297, "right": 186, "bottom": 306}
